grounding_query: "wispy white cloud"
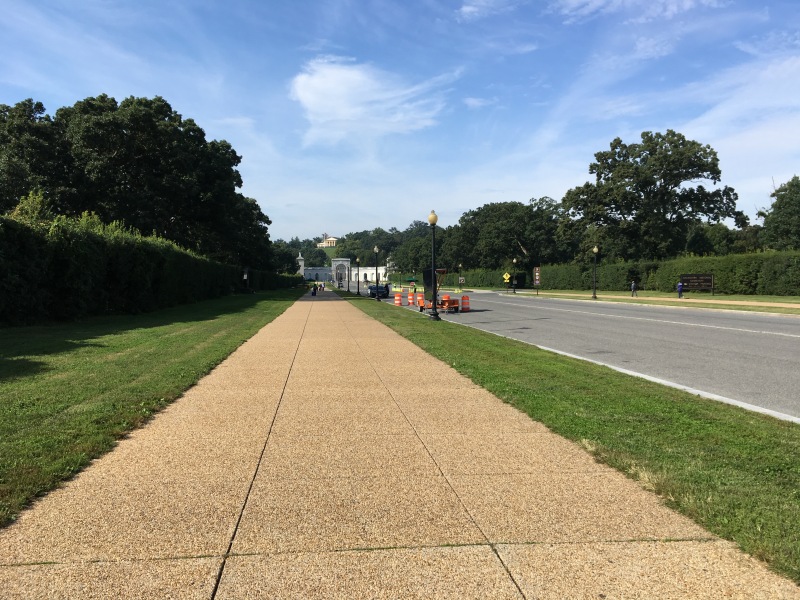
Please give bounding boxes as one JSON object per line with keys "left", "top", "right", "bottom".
{"left": 631, "top": 35, "right": 675, "bottom": 60}
{"left": 735, "top": 29, "right": 800, "bottom": 57}
{"left": 463, "top": 96, "right": 499, "bottom": 109}
{"left": 548, "top": 0, "right": 727, "bottom": 24}
{"left": 455, "top": 0, "right": 525, "bottom": 23}
{"left": 0, "top": 0, "right": 232, "bottom": 112}
{"left": 289, "top": 55, "right": 461, "bottom": 147}
{"left": 657, "top": 55, "right": 800, "bottom": 127}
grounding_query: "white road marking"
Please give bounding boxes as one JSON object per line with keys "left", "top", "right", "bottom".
{"left": 537, "top": 345, "right": 800, "bottom": 425}
{"left": 444, "top": 313, "right": 800, "bottom": 425}
{"left": 478, "top": 298, "right": 800, "bottom": 339}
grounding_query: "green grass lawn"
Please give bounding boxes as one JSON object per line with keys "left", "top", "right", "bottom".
{"left": 0, "top": 288, "right": 304, "bottom": 527}
{"left": 344, "top": 292, "right": 800, "bottom": 584}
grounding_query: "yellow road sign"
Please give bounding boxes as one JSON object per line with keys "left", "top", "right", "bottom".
{"left": 503, "top": 272, "right": 511, "bottom": 282}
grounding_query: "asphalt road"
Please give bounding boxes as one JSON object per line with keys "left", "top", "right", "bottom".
{"left": 425, "top": 292, "right": 800, "bottom": 423}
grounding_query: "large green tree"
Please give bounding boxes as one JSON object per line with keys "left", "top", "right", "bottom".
{"left": 440, "top": 198, "right": 565, "bottom": 271}
{"left": 0, "top": 99, "right": 59, "bottom": 211}
{"left": 270, "top": 240, "right": 300, "bottom": 273}
{"left": 561, "top": 130, "right": 744, "bottom": 261}
{"left": 760, "top": 176, "right": 800, "bottom": 250}
{"left": 380, "top": 220, "right": 431, "bottom": 273}
{"left": 1, "top": 95, "right": 275, "bottom": 269}
{"left": 389, "top": 236, "right": 432, "bottom": 274}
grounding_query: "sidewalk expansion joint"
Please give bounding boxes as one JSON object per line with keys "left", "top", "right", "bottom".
{"left": 210, "top": 303, "right": 312, "bottom": 599}
{"left": 345, "top": 318, "right": 528, "bottom": 599}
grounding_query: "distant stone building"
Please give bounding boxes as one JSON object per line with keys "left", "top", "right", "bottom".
{"left": 297, "top": 252, "right": 390, "bottom": 285}
{"left": 316, "top": 234, "right": 338, "bottom": 248}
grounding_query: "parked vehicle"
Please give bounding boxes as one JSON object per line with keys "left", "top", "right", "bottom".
{"left": 367, "top": 284, "right": 391, "bottom": 298}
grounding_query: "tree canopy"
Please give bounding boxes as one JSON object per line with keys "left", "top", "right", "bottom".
{"left": 562, "top": 130, "right": 744, "bottom": 261}
{"left": 760, "top": 176, "right": 800, "bottom": 251}
{"left": 318, "top": 131, "right": 750, "bottom": 273}
{"left": 1, "top": 95, "right": 274, "bottom": 270}
{"left": 440, "top": 198, "right": 567, "bottom": 271}
{"left": 7, "top": 104, "right": 759, "bottom": 277}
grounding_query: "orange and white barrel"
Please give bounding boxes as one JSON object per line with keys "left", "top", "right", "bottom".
{"left": 394, "top": 293, "right": 402, "bottom": 306}
{"left": 416, "top": 293, "right": 424, "bottom": 306}
{"left": 408, "top": 292, "right": 414, "bottom": 305}
{"left": 461, "top": 295, "right": 470, "bottom": 312}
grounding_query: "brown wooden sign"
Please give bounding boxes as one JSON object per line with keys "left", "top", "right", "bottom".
{"left": 680, "top": 273, "right": 714, "bottom": 293}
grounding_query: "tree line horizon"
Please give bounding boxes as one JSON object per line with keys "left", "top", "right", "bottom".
{"left": 2, "top": 95, "right": 797, "bottom": 276}
{"left": 275, "top": 131, "right": 797, "bottom": 275}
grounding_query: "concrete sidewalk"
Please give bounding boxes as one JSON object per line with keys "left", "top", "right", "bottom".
{"left": 1, "top": 292, "right": 798, "bottom": 598}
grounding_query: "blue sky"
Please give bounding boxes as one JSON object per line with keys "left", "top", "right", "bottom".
{"left": 2, "top": 0, "right": 799, "bottom": 241}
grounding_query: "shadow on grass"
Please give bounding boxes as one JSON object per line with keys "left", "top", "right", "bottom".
{"left": 0, "top": 289, "right": 305, "bottom": 377}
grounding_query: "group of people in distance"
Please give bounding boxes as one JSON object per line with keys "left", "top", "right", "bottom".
{"left": 630, "top": 280, "right": 684, "bottom": 298}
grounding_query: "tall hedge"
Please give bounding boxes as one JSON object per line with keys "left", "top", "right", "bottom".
{"left": 646, "top": 253, "right": 800, "bottom": 295}
{"left": 535, "top": 253, "right": 800, "bottom": 295}
{"left": 0, "top": 215, "right": 302, "bottom": 324}
{"left": 388, "top": 252, "right": 800, "bottom": 296}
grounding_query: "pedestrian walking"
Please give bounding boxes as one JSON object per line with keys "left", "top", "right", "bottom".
{"left": 631, "top": 280, "right": 638, "bottom": 297}
{"left": 677, "top": 281, "right": 683, "bottom": 298}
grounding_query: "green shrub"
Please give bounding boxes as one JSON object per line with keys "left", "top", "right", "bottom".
{"left": 0, "top": 218, "right": 50, "bottom": 322}
{"left": 0, "top": 215, "right": 303, "bottom": 324}
{"left": 45, "top": 214, "right": 108, "bottom": 319}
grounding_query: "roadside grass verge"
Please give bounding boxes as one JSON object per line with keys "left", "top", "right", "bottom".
{"left": 439, "top": 288, "right": 800, "bottom": 304}
{"left": 345, "top": 293, "right": 800, "bottom": 584}
{"left": 0, "top": 288, "right": 304, "bottom": 527}
{"left": 463, "top": 289, "right": 800, "bottom": 315}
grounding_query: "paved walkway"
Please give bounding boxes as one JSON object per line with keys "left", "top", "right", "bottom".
{"left": 1, "top": 293, "right": 798, "bottom": 598}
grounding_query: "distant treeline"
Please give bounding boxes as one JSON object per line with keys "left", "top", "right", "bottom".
{"left": 276, "top": 132, "right": 798, "bottom": 282}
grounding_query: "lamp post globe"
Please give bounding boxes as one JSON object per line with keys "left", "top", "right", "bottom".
{"left": 592, "top": 245, "right": 599, "bottom": 300}
{"left": 374, "top": 246, "right": 380, "bottom": 301}
{"left": 512, "top": 257, "right": 517, "bottom": 294}
{"left": 428, "top": 210, "right": 441, "bottom": 320}
{"left": 356, "top": 257, "right": 360, "bottom": 295}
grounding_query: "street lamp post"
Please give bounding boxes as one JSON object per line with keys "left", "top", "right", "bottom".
{"left": 592, "top": 245, "right": 599, "bottom": 299}
{"left": 356, "top": 257, "right": 360, "bottom": 295}
{"left": 374, "top": 245, "right": 381, "bottom": 301}
{"left": 512, "top": 258, "right": 517, "bottom": 294}
{"left": 428, "top": 210, "right": 441, "bottom": 321}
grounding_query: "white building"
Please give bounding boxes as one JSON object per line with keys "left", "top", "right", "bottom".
{"left": 316, "top": 234, "right": 338, "bottom": 248}
{"left": 297, "top": 253, "right": 390, "bottom": 285}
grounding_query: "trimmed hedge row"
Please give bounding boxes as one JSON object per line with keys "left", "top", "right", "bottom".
{"left": 643, "top": 253, "right": 800, "bottom": 295}
{"left": 389, "top": 251, "right": 800, "bottom": 296}
{"left": 0, "top": 215, "right": 302, "bottom": 324}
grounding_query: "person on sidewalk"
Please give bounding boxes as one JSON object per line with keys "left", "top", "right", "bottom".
{"left": 677, "top": 281, "right": 684, "bottom": 298}
{"left": 631, "top": 280, "right": 638, "bottom": 297}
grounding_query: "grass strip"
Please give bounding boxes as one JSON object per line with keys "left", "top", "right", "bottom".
{"left": 0, "top": 288, "right": 304, "bottom": 527}
{"left": 435, "top": 288, "right": 800, "bottom": 315}
{"left": 345, "top": 293, "right": 800, "bottom": 584}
